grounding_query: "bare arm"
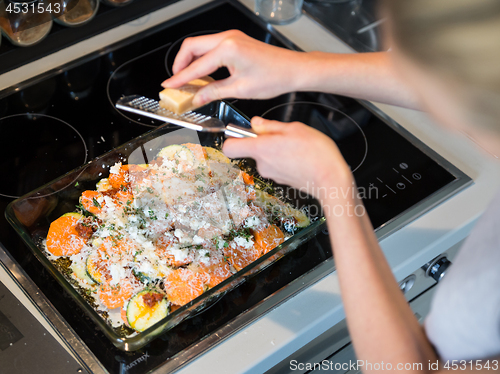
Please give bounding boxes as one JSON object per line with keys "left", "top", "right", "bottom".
{"left": 223, "top": 119, "right": 495, "bottom": 373}
{"left": 162, "top": 30, "right": 420, "bottom": 110}
{"left": 295, "top": 51, "right": 420, "bottom": 110}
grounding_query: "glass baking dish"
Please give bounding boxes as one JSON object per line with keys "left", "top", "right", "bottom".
{"left": 5, "top": 101, "right": 325, "bottom": 351}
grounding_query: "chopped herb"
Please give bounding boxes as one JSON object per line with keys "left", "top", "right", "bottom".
{"left": 148, "top": 209, "right": 157, "bottom": 220}
{"left": 146, "top": 187, "right": 154, "bottom": 194}
{"left": 197, "top": 186, "right": 203, "bottom": 192}
{"left": 165, "top": 212, "right": 169, "bottom": 219}
{"left": 223, "top": 241, "right": 229, "bottom": 248}
{"left": 205, "top": 252, "right": 210, "bottom": 257}
{"left": 92, "top": 197, "right": 101, "bottom": 208}
{"left": 75, "top": 182, "right": 79, "bottom": 187}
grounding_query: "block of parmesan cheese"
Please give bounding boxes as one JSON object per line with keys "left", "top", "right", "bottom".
{"left": 159, "top": 76, "right": 214, "bottom": 115}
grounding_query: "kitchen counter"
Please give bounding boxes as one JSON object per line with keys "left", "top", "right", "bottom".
{"left": 1, "top": 0, "right": 499, "bottom": 372}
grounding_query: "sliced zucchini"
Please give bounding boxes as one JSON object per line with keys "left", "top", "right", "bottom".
{"left": 62, "top": 212, "right": 84, "bottom": 220}
{"left": 86, "top": 250, "right": 107, "bottom": 284}
{"left": 71, "top": 255, "right": 95, "bottom": 285}
{"left": 204, "top": 147, "right": 230, "bottom": 164}
{"left": 255, "top": 190, "right": 310, "bottom": 228}
{"left": 127, "top": 289, "right": 169, "bottom": 332}
{"left": 157, "top": 145, "right": 195, "bottom": 165}
{"left": 96, "top": 178, "right": 112, "bottom": 192}
{"left": 132, "top": 249, "right": 169, "bottom": 283}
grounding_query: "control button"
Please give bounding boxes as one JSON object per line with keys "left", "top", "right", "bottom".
{"left": 399, "top": 274, "right": 416, "bottom": 294}
{"left": 396, "top": 182, "right": 405, "bottom": 190}
{"left": 412, "top": 173, "right": 421, "bottom": 180}
{"left": 422, "top": 256, "right": 452, "bottom": 282}
{"left": 399, "top": 162, "right": 408, "bottom": 169}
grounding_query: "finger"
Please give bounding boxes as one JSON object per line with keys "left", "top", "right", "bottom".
{"left": 250, "top": 117, "right": 290, "bottom": 134}
{"left": 171, "top": 31, "right": 235, "bottom": 75}
{"left": 192, "top": 77, "right": 238, "bottom": 106}
{"left": 162, "top": 48, "right": 224, "bottom": 89}
{"left": 222, "top": 137, "right": 258, "bottom": 159}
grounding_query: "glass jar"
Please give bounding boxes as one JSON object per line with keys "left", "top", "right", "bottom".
{"left": 255, "top": 0, "right": 303, "bottom": 25}
{"left": 0, "top": 0, "right": 52, "bottom": 47}
{"left": 100, "top": 0, "right": 133, "bottom": 7}
{"left": 50, "top": 0, "right": 99, "bottom": 27}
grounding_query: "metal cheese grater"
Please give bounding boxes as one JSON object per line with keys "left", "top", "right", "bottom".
{"left": 116, "top": 95, "right": 257, "bottom": 138}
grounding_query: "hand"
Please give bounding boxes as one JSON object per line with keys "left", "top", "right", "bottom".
{"left": 161, "top": 30, "right": 307, "bottom": 107}
{"left": 222, "top": 117, "right": 353, "bottom": 200}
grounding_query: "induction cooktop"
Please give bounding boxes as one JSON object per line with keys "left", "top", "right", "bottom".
{"left": 0, "top": 1, "right": 470, "bottom": 373}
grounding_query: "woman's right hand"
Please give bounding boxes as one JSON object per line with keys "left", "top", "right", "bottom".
{"left": 161, "top": 30, "right": 307, "bottom": 108}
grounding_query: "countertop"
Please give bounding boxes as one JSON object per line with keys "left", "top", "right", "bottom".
{"left": 1, "top": 0, "right": 499, "bottom": 372}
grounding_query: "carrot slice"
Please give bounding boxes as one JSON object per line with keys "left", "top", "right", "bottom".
{"left": 80, "top": 190, "right": 105, "bottom": 215}
{"left": 46, "top": 215, "right": 85, "bottom": 256}
{"left": 109, "top": 172, "right": 127, "bottom": 189}
{"left": 242, "top": 172, "right": 254, "bottom": 185}
{"left": 97, "top": 280, "right": 134, "bottom": 309}
{"left": 198, "top": 257, "right": 233, "bottom": 288}
{"left": 121, "top": 164, "right": 146, "bottom": 173}
{"left": 155, "top": 236, "right": 193, "bottom": 267}
{"left": 121, "top": 306, "right": 131, "bottom": 327}
{"left": 164, "top": 268, "right": 205, "bottom": 306}
{"left": 114, "top": 189, "right": 134, "bottom": 206}
{"left": 223, "top": 242, "right": 262, "bottom": 272}
{"left": 183, "top": 143, "right": 207, "bottom": 162}
{"left": 254, "top": 224, "right": 285, "bottom": 255}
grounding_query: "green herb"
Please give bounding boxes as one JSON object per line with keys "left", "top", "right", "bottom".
{"left": 146, "top": 187, "right": 154, "bottom": 194}
{"left": 92, "top": 197, "right": 101, "bottom": 208}
{"left": 148, "top": 209, "right": 157, "bottom": 220}
{"left": 197, "top": 186, "right": 203, "bottom": 192}
{"left": 75, "top": 182, "right": 79, "bottom": 187}
{"left": 223, "top": 241, "right": 229, "bottom": 248}
{"left": 165, "top": 212, "right": 169, "bottom": 219}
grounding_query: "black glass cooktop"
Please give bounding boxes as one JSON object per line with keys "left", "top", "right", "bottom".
{"left": 0, "top": 1, "right": 469, "bottom": 373}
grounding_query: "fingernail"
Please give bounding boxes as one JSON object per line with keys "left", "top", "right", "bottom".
{"left": 251, "top": 116, "right": 262, "bottom": 125}
{"left": 161, "top": 79, "right": 171, "bottom": 88}
{"left": 251, "top": 117, "right": 264, "bottom": 129}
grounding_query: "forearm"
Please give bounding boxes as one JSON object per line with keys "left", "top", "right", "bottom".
{"left": 293, "top": 51, "right": 421, "bottom": 110}
{"left": 321, "top": 173, "right": 436, "bottom": 372}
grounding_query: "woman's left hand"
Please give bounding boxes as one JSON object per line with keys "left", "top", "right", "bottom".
{"left": 222, "top": 117, "right": 353, "bottom": 199}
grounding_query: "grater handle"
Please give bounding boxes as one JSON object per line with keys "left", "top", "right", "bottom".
{"left": 225, "top": 124, "right": 258, "bottom": 138}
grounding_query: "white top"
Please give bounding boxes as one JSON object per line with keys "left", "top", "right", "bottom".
{"left": 426, "top": 189, "right": 500, "bottom": 361}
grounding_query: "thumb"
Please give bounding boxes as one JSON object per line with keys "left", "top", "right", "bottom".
{"left": 251, "top": 117, "right": 289, "bottom": 134}
{"left": 193, "top": 78, "right": 236, "bottom": 107}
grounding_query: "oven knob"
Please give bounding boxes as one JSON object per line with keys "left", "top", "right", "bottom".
{"left": 422, "top": 256, "right": 452, "bottom": 282}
